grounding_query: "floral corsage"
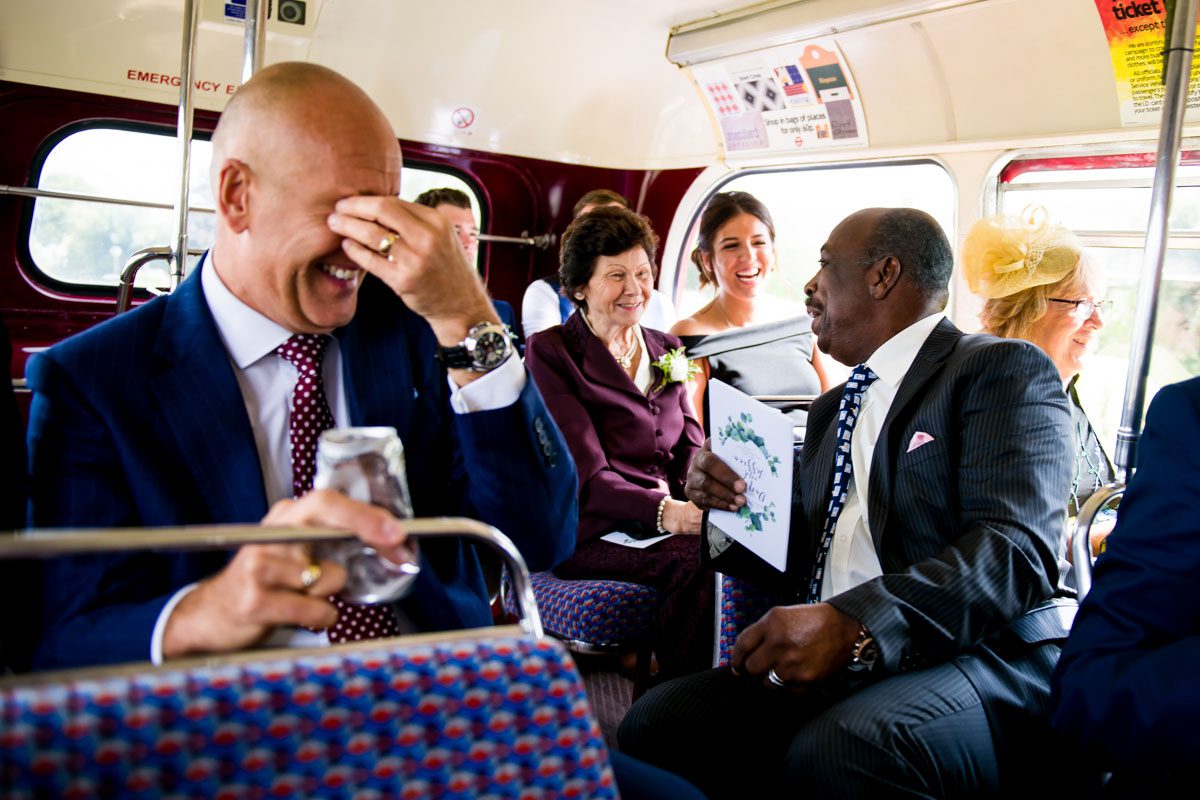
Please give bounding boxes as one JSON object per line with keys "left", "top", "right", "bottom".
{"left": 652, "top": 347, "right": 700, "bottom": 391}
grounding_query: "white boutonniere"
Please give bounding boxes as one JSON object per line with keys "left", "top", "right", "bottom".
{"left": 652, "top": 347, "right": 700, "bottom": 391}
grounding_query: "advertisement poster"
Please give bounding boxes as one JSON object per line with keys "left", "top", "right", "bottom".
{"left": 1094, "top": 0, "right": 1200, "bottom": 126}
{"left": 691, "top": 38, "right": 867, "bottom": 156}
{"left": 707, "top": 380, "right": 793, "bottom": 572}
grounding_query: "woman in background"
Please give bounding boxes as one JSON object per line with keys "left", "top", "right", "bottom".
{"left": 521, "top": 189, "right": 676, "bottom": 339}
{"left": 963, "top": 210, "right": 1113, "bottom": 523}
{"left": 525, "top": 206, "right": 712, "bottom": 679}
{"left": 671, "top": 191, "right": 829, "bottom": 428}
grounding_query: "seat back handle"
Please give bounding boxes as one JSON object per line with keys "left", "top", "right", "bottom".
{"left": 0, "top": 517, "right": 543, "bottom": 637}
{"left": 1071, "top": 483, "right": 1125, "bottom": 601}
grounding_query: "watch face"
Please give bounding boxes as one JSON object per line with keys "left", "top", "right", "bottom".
{"left": 472, "top": 329, "right": 511, "bottom": 368}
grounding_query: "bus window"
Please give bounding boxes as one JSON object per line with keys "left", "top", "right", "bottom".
{"left": 397, "top": 169, "right": 484, "bottom": 269}
{"left": 25, "top": 126, "right": 484, "bottom": 292}
{"left": 998, "top": 153, "right": 1200, "bottom": 450}
{"left": 28, "top": 126, "right": 215, "bottom": 291}
{"left": 676, "top": 162, "right": 956, "bottom": 319}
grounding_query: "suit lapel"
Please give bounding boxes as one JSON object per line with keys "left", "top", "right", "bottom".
{"left": 643, "top": 328, "right": 673, "bottom": 399}
{"left": 562, "top": 312, "right": 645, "bottom": 400}
{"left": 866, "top": 318, "right": 961, "bottom": 545}
{"left": 798, "top": 391, "right": 840, "bottom": 564}
{"left": 150, "top": 263, "right": 268, "bottom": 522}
{"left": 334, "top": 286, "right": 415, "bottom": 432}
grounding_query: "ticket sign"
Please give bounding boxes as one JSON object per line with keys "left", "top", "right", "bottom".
{"left": 690, "top": 38, "right": 867, "bottom": 158}
{"left": 1094, "top": 0, "right": 1200, "bottom": 126}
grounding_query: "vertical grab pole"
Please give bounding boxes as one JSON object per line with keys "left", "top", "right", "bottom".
{"left": 241, "top": 0, "right": 267, "bottom": 84}
{"left": 1114, "top": 0, "right": 1199, "bottom": 476}
{"left": 170, "top": 0, "right": 201, "bottom": 291}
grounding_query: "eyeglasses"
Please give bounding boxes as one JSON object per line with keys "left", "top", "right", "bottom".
{"left": 1048, "top": 298, "right": 1113, "bottom": 319}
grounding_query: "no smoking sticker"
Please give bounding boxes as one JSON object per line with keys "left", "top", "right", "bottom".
{"left": 451, "top": 107, "right": 475, "bottom": 129}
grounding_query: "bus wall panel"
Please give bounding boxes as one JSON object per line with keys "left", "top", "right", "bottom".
{"left": 0, "top": 82, "right": 700, "bottom": 387}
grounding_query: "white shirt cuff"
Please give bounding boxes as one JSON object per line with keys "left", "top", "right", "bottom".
{"left": 448, "top": 353, "right": 526, "bottom": 413}
{"left": 151, "top": 582, "right": 199, "bottom": 665}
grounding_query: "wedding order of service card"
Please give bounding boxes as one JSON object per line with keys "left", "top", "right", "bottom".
{"left": 707, "top": 379, "right": 793, "bottom": 571}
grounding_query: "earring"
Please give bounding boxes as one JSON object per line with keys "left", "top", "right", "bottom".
{"left": 575, "top": 292, "right": 585, "bottom": 300}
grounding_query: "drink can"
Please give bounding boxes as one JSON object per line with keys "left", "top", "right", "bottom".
{"left": 313, "top": 426, "right": 420, "bottom": 603}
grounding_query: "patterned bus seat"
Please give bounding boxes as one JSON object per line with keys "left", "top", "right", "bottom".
{"left": 505, "top": 572, "right": 658, "bottom": 649}
{"left": 0, "top": 630, "right": 618, "bottom": 799}
{"left": 715, "top": 573, "right": 786, "bottom": 667}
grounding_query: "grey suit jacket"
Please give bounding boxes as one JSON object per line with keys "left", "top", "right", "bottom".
{"left": 803, "top": 319, "right": 1074, "bottom": 668}
{"left": 794, "top": 319, "right": 1074, "bottom": 767}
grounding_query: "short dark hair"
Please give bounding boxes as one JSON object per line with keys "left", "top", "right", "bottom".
{"left": 690, "top": 191, "right": 776, "bottom": 288}
{"left": 559, "top": 206, "right": 659, "bottom": 310}
{"left": 861, "top": 209, "right": 953, "bottom": 301}
{"left": 572, "top": 189, "right": 629, "bottom": 218}
{"left": 414, "top": 187, "right": 471, "bottom": 210}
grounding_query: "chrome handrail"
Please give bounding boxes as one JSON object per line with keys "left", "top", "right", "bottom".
{"left": 0, "top": 517, "right": 542, "bottom": 638}
{"left": 170, "top": 0, "right": 201, "bottom": 291}
{"left": 476, "top": 231, "right": 557, "bottom": 250}
{"left": 116, "top": 246, "right": 205, "bottom": 313}
{"left": 1114, "top": 0, "right": 1198, "bottom": 475}
{"left": 241, "top": 0, "right": 266, "bottom": 84}
{"left": 1071, "top": 483, "right": 1125, "bottom": 601}
{"left": 0, "top": 184, "right": 216, "bottom": 214}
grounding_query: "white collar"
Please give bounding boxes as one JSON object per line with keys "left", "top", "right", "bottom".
{"left": 863, "top": 312, "right": 945, "bottom": 390}
{"left": 200, "top": 254, "right": 294, "bottom": 369}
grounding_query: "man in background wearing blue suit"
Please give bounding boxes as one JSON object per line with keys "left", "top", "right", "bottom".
{"left": 1052, "top": 376, "right": 1200, "bottom": 798}
{"left": 413, "top": 186, "right": 522, "bottom": 351}
{"left": 24, "top": 62, "right": 576, "bottom": 669}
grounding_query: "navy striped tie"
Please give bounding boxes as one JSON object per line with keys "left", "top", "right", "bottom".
{"left": 806, "top": 364, "right": 878, "bottom": 604}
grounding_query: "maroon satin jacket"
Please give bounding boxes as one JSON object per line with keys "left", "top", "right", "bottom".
{"left": 526, "top": 312, "right": 704, "bottom": 544}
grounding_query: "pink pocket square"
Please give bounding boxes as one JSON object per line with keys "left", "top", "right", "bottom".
{"left": 907, "top": 432, "right": 935, "bottom": 453}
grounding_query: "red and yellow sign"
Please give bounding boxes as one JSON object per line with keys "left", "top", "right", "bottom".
{"left": 1095, "top": 1, "right": 1200, "bottom": 126}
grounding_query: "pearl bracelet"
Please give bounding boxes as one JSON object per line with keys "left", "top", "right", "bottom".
{"left": 656, "top": 495, "right": 670, "bottom": 534}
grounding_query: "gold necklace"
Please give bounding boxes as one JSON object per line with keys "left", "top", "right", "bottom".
{"left": 582, "top": 311, "right": 639, "bottom": 369}
{"left": 615, "top": 335, "right": 639, "bottom": 368}
{"left": 713, "top": 298, "right": 736, "bottom": 330}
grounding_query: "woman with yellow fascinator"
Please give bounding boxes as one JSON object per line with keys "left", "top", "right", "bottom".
{"left": 962, "top": 208, "right": 1114, "bottom": 519}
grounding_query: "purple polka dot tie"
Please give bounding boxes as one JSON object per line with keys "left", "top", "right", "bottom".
{"left": 277, "top": 334, "right": 401, "bottom": 643}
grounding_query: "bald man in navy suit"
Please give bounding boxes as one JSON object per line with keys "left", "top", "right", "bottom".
{"left": 26, "top": 62, "right": 576, "bottom": 669}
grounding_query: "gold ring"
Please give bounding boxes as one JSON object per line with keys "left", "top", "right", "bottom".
{"left": 300, "top": 563, "right": 322, "bottom": 589}
{"left": 378, "top": 232, "right": 398, "bottom": 258}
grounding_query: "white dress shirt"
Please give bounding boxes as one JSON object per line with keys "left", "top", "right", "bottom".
{"left": 150, "top": 261, "right": 525, "bottom": 662}
{"left": 819, "top": 312, "right": 945, "bottom": 601}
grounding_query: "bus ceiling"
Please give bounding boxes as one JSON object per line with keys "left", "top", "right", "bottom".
{"left": 0, "top": 0, "right": 1183, "bottom": 172}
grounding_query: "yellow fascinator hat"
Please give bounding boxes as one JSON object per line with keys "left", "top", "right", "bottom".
{"left": 962, "top": 207, "right": 1082, "bottom": 299}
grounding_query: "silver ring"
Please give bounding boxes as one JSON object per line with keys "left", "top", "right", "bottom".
{"left": 300, "top": 563, "right": 322, "bottom": 590}
{"left": 766, "top": 668, "right": 786, "bottom": 688}
{"left": 378, "top": 232, "right": 398, "bottom": 259}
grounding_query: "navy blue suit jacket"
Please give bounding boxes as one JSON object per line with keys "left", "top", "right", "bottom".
{"left": 1052, "top": 377, "right": 1200, "bottom": 798}
{"left": 26, "top": 263, "right": 576, "bottom": 669}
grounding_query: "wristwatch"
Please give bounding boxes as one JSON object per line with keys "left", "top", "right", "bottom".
{"left": 435, "top": 322, "right": 514, "bottom": 372}
{"left": 847, "top": 623, "right": 879, "bottom": 673}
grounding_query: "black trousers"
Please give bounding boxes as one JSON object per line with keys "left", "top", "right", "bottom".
{"left": 618, "top": 663, "right": 1003, "bottom": 800}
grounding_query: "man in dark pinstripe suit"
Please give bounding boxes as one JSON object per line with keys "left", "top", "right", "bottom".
{"left": 620, "top": 208, "right": 1075, "bottom": 798}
